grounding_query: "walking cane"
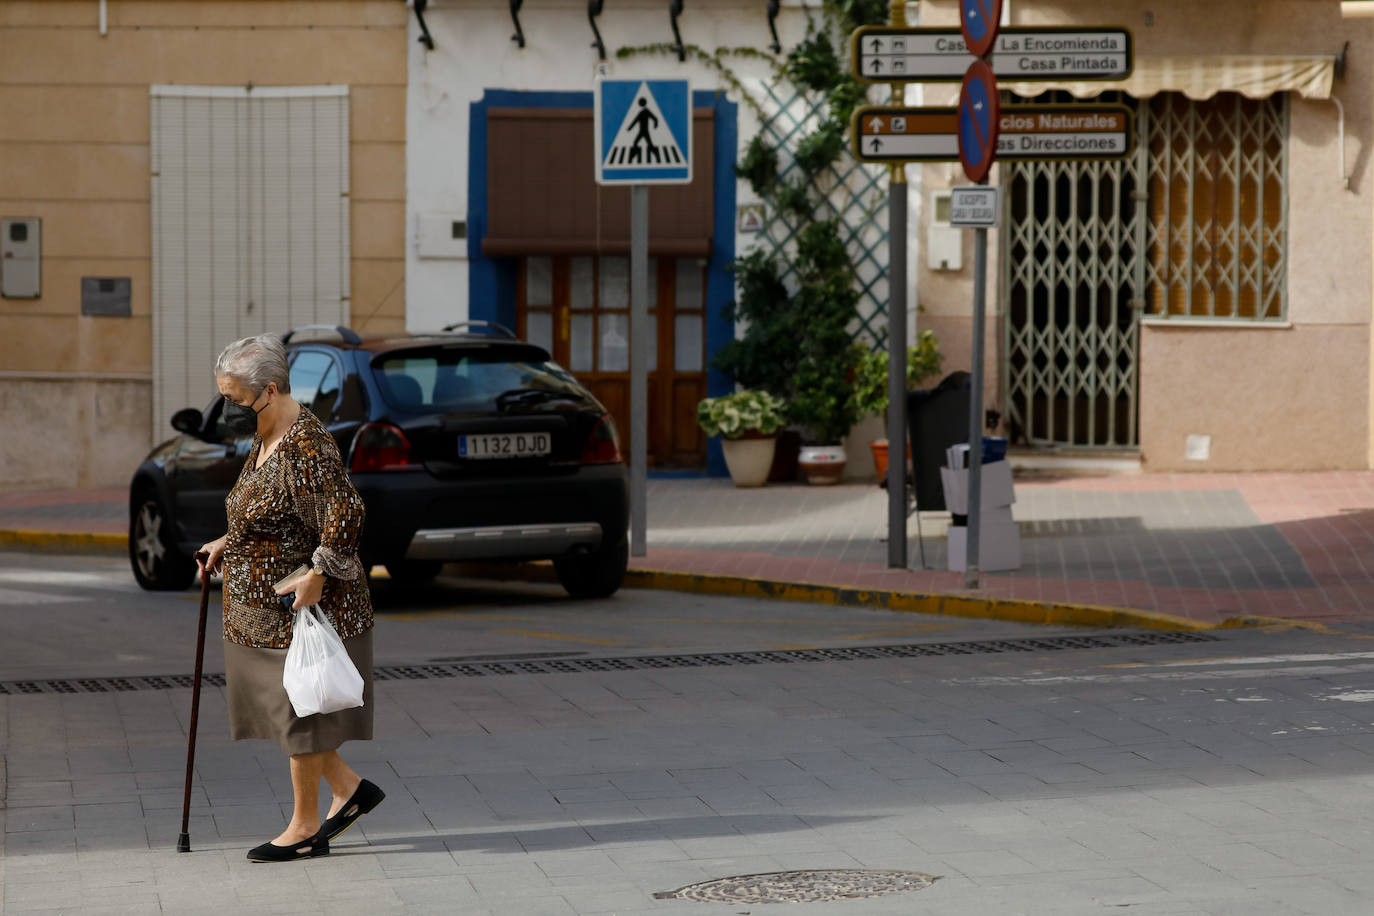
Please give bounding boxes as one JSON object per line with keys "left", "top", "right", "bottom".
{"left": 177, "top": 551, "right": 213, "bottom": 853}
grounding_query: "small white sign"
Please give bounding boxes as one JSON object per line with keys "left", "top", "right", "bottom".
{"left": 949, "top": 186, "right": 1000, "bottom": 228}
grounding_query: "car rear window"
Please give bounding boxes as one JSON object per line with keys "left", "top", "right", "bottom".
{"left": 371, "top": 345, "right": 588, "bottom": 411}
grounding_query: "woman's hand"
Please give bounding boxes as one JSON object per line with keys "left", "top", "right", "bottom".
{"left": 274, "top": 568, "right": 325, "bottom": 610}
{"left": 196, "top": 535, "right": 228, "bottom": 576}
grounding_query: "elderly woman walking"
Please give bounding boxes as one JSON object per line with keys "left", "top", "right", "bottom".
{"left": 197, "top": 333, "right": 385, "bottom": 862}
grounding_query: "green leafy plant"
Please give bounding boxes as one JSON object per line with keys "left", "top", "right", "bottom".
{"left": 712, "top": 251, "right": 798, "bottom": 396}
{"left": 697, "top": 390, "right": 788, "bottom": 439}
{"left": 847, "top": 330, "right": 945, "bottom": 423}
{"left": 793, "top": 121, "right": 847, "bottom": 178}
{"left": 735, "top": 134, "right": 779, "bottom": 197}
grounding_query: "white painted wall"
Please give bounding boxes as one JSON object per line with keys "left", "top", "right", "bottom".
{"left": 405, "top": 0, "right": 834, "bottom": 331}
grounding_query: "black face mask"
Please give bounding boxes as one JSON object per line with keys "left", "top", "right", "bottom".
{"left": 223, "top": 389, "right": 268, "bottom": 435}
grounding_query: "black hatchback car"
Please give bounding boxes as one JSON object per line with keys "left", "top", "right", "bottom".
{"left": 129, "top": 323, "right": 630, "bottom": 598}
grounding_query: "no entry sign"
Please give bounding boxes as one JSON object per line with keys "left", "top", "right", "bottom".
{"left": 958, "top": 60, "right": 999, "bottom": 183}
{"left": 961, "top": 0, "right": 1003, "bottom": 58}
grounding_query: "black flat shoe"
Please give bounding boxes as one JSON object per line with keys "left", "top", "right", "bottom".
{"left": 247, "top": 828, "right": 329, "bottom": 863}
{"left": 322, "top": 778, "right": 386, "bottom": 840}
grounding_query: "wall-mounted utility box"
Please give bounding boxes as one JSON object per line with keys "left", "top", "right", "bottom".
{"left": 927, "top": 191, "right": 962, "bottom": 272}
{"left": 417, "top": 213, "right": 468, "bottom": 259}
{"left": 1, "top": 218, "right": 41, "bottom": 298}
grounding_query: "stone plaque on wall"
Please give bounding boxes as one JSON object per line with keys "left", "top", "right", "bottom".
{"left": 81, "top": 277, "right": 131, "bottom": 316}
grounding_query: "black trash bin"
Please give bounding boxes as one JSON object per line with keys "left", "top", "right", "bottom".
{"left": 906, "top": 371, "right": 970, "bottom": 513}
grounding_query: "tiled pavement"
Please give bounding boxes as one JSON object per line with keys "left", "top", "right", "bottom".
{"left": 7, "top": 626, "right": 1374, "bottom": 913}
{"left": 10, "top": 470, "right": 1374, "bottom": 626}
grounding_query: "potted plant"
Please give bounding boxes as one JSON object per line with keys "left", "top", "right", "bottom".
{"left": 697, "top": 389, "right": 788, "bottom": 487}
{"left": 786, "top": 220, "right": 864, "bottom": 484}
{"left": 848, "top": 330, "right": 944, "bottom": 482}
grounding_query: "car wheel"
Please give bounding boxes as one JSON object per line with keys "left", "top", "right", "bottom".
{"left": 129, "top": 489, "right": 195, "bottom": 591}
{"left": 384, "top": 559, "right": 443, "bottom": 584}
{"left": 553, "top": 537, "right": 629, "bottom": 600}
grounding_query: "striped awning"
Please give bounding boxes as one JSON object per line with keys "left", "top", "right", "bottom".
{"left": 1007, "top": 54, "right": 1336, "bottom": 101}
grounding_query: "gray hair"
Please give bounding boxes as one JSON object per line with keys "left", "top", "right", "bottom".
{"left": 214, "top": 333, "right": 291, "bottom": 395}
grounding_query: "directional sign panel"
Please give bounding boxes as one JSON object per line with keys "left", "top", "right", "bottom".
{"left": 852, "top": 104, "right": 1134, "bottom": 164}
{"left": 595, "top": 79, "right": 692, "bottom": 185}
{"left": 852, "top": 26, "right": 1132, "bottom": 83}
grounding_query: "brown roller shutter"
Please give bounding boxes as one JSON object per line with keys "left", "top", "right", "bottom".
{"left": 483, "top": 107, "right": 714, "bottom": 257}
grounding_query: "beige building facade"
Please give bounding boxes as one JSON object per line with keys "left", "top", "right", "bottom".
{"left": 918, "top": 0, "right": 1374, "bottom": 471}
{"left": 0, "top": 0, "right": 407, "bottom": 490}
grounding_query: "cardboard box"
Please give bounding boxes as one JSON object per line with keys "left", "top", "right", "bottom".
{"left": 939, "top": 460, "right": 1015, "bottom": 515}
{"left": 946, "top": 507, "right": 1021, "bottom": 572}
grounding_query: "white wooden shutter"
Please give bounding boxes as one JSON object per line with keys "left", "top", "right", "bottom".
{"left": 150, "top": 86, "right": 350, "bottom": 435}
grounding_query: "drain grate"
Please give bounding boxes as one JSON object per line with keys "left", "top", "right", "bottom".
{"left": 654, "top": 869, "right": 938, "bottom": 903}
{"left": 0, "top": 630, "right": 1216, "bottom": 696}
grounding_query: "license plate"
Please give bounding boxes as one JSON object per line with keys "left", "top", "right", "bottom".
{"left": 459, "top": 432, "right": 552, "bottom": 459}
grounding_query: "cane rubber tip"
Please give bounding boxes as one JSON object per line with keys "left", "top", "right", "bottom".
{"left": 176, "top": 833, "right": 191, "bottom": 853}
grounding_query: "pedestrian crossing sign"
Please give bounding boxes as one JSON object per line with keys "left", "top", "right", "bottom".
{"left": 595, "top": 79, "right": 692, "bottom": 186}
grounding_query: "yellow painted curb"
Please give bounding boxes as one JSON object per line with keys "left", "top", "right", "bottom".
{"left": 0, "top": 528, "right": 126, "bottom": 555}
{"left": 452, "top": 561, "right": 1215, "bottom": 632}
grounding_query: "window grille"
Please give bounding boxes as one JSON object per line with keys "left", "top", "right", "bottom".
{"left": 1144, "top": 92, "right": 1289, "bottom": 320}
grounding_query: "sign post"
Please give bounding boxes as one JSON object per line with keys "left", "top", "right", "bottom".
{"left": 956, "top": 41, "right": 1000, "bottom": 590}
{"left": 850, "top": 8, "right": 1131, "bottom": 583}
{"left": 885, "top": 0, "right": 909, "bottom": 569}
{"left": 595, "top": 78, "right": 692, "bottom": 557}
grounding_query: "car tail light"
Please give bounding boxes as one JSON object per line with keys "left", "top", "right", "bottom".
{"left": 349, "top": 423, "right": 417, "bottom": 472}
{"left": 580, "top": 415, "right": 623, "bottom": 465}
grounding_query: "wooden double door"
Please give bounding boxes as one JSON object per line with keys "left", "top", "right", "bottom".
{"left": 517, "top": 255, "right": 707, "bottom": 467}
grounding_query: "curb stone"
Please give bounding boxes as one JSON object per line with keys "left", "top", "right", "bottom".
{"left": 2, "top": 527, "right": 1271, "bottom": 633}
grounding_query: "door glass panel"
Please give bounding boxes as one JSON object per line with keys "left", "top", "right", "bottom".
{"left": 599, "top": 313, "right": 629, "bottom": 371}
{"left": 570, "top": 314, "right": 593, "bottom": 372}
{"left": 526, "top": 311, "right": 552, "bottom": 352}
{"left": 646, "top": 258, "right": 658, "bottom": 309}
{"left": 674, "top": 314, "right": 703, "bottom": 371}
{"left": 647, "top": 313, "right": 657, "bottom": 371}
{"left": 570, "top": 257, "right": 594, "bottom": 311}
{"left": 675, "top": 258, "right": 704, "bottom": 309}
{"left": 599, "top": 257, "right": 629, "bottom": 310}
{"left": 525, "top": 257, "right": 552, "bottom": 306}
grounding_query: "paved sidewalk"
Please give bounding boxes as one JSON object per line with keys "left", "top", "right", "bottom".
{"left": 4, "top": 470, "right": 1374, "bottom": 626}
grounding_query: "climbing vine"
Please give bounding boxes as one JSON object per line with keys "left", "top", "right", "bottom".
{"left": 618, "top": 1, "right": 891, "bottom": 445}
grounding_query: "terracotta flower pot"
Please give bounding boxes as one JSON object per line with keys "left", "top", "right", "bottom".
{"left": 720, "top": 434, "right": 777, "bottom": 487}
{"left": 798, "top": 444, "right": 846, "bottom": 485}
{"left": 869, "top": 439, "right": 913, "bottom": 484}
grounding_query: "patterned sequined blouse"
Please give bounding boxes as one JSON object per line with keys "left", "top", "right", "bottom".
{"left": 222, "top": 407, "right": 373, "bottom": 649}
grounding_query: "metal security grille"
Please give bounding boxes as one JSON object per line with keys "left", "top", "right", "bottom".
{"left": 1001, "top": 93, "right": 1147, "bottom": 448}
{"left": 0, "top": 631, "right": 1217, "bottom": 695}
{"left": 1144, "top": 93, "right": 1289, "bottom": 320}
{"left": 754, "top": 82, "right": 889, "bottom": 345}
{"left": 1002, "top": 91, "right": 1290, "bottom": 447}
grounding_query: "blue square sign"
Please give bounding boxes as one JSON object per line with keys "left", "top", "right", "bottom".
{"left": 595, "top": 79, "right": 692, "bottom": 186}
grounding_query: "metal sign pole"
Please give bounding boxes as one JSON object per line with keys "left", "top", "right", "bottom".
{"left": 886, "top": 168, "right": 908, "bottom": 567}
{"left": 966, "top": 215, "right": 988, "bottom": 589}
{"left": 630, "top": 184, "right": 649, "bottom": 557}
{"left": 885, "top": 0, "right": 909, "bottom": 569}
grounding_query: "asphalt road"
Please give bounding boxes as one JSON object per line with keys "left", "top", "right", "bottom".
{"left": 0, "top": 551, "right": 1086, "bottom": 683}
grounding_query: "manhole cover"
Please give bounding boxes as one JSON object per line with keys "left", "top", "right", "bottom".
{"left": 653, "top": 869, "right": 938, "bottom": 903}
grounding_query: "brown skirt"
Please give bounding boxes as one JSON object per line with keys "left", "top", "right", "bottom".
{"left": 224, "top": 629, "right": 374, "bottom": 756}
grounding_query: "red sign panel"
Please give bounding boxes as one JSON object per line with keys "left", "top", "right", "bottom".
{"left": 957, "top": 60, "right": 1000, "bottom": 183}
{"left": 960, "top": 0, "right": 1003, "bottom": 58}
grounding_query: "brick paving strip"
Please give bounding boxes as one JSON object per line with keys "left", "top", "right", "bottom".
{"left": 5, "top": 472, "right": 1374, "bottom": 627}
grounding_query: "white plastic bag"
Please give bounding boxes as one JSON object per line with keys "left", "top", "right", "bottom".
{"left": 282, "top": 604, "right": 365, "bottom": 718}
